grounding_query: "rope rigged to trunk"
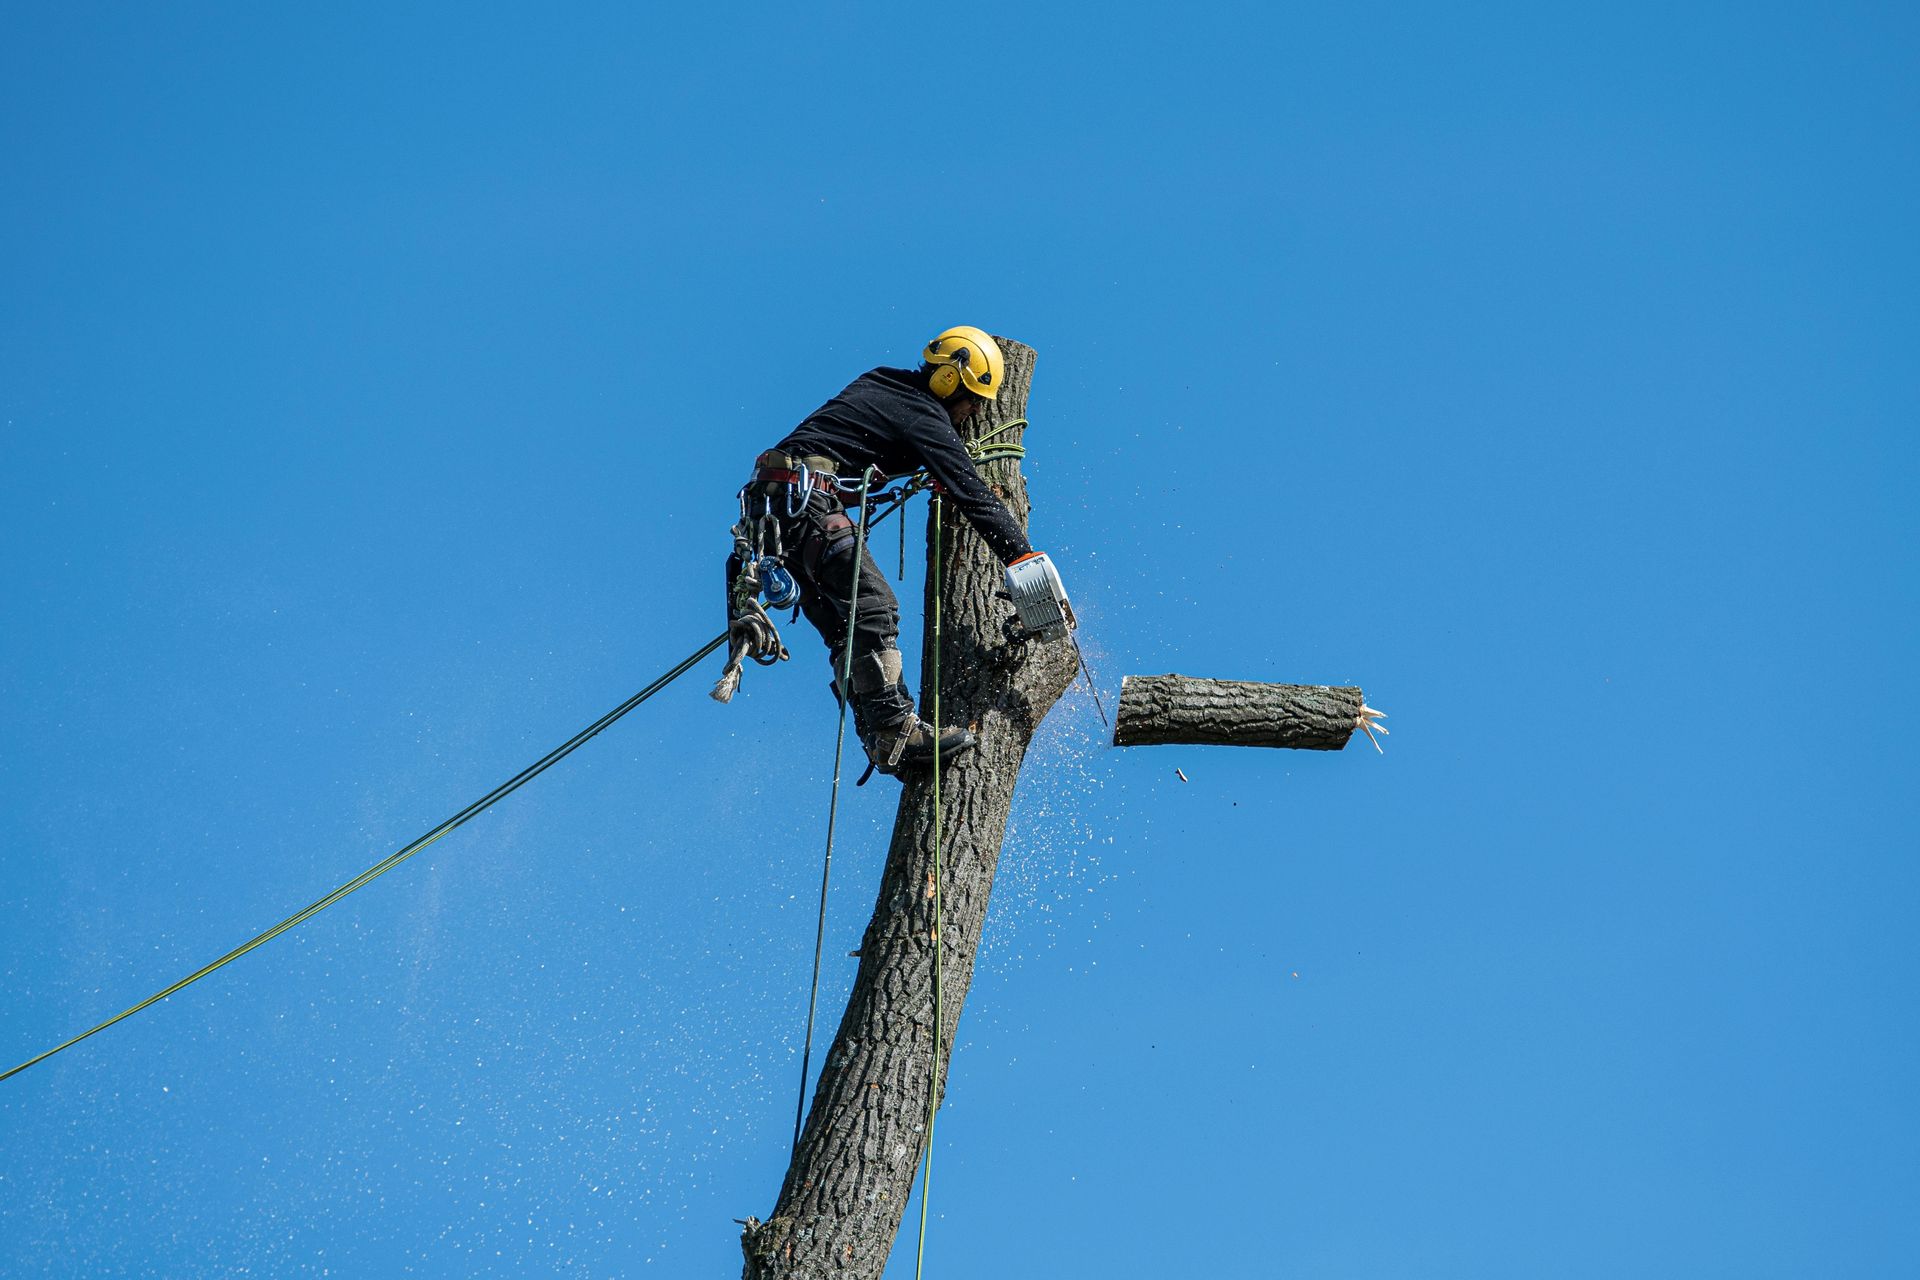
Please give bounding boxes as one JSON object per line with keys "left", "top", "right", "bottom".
{"left": 1, "top": 633, "right": 729, "bottom": 1086}
{"left": 787, "top": 419, "right": 1030, "bottom": 1154}
{"left": 903, "top": 420, "right": 1028, "bottom": 1272}
{"left": 793, "top": 466, "right": 876, "bottom": 1154}
{"left": 914, "top": 494, "right": 949, "bottom": 1280}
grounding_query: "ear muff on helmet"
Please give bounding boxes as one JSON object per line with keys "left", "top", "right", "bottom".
{"left": 922, "top": 326, "right": 1004, "bottom": 401}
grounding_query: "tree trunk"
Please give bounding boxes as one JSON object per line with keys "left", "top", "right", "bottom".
{"left": 741, "top": 340, "right": 1077, "bottom": 1278}
{"left": 1113, "top": 674, "right": 1363, "bottom": 751}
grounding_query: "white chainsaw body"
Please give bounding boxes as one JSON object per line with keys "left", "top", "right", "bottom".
{"left": 1004, "top": 552, "right": 1076, "bottom": 641}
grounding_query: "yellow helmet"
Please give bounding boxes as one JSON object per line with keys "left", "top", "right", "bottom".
{"left": 922, "top": 326, "right": 1004, "bottom": 400}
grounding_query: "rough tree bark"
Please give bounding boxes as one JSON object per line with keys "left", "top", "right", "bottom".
{"left": 741, "top": 339, "right": 1077, "bottom": 1278}
{"left": 1113, "top": 674, "right": 1365, "bottom": 751}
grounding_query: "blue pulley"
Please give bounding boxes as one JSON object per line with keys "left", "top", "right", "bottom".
{"left": 759, "top": 557, "right": 800, "bottom": 609}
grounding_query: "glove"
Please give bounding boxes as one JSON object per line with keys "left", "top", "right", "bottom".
{"left": 1003, "top": 551, "right": 1075, "bottom": 640}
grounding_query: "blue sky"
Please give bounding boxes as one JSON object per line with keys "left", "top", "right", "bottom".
{"left": 3, "top": 3, "right": 1916, "bottom": 1276}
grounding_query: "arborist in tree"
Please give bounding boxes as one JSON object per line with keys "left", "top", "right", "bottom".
{"left": 718, "top": 326, "right": 1071, "bottom": 778}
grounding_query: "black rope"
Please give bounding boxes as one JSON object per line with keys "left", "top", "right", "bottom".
{"left": 1, "top": 632, "right": 729, "bottom": 1085}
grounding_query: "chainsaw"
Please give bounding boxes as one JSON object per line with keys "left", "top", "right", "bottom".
{"left": 1004, "top": 552, "right": 1076, "bottom": 640}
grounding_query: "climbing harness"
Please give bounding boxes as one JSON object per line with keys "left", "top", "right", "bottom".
{"left": 0, "top": 632, "right": 728, "bottom": 1086}
{"left": 715, "top": 424, "right": 1024, "bottom": 711}
{"left": 715, "top": 451, "right": 902, "bottom": 706}
{"left": 712, "top": 458, "right": 822, "bottom": 703}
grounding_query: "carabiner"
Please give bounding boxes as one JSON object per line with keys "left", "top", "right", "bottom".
{"left": 783, "top": 463, "right": 815, "bottom": 519}
{"left": 836, "top": 470, "right": 884, "bottom": 500}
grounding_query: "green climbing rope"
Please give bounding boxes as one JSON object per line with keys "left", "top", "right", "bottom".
{"left": 915, "top": 494, "right": 949, "bottom": 1279}
{"left": 901, "top": 419, "right": 1024, "bottom": 1275}
{"left": 790, "top": 419, "right": 1028, "bottom": 1178}
{"left": 793, "top": 465, "right": 876, "bottom": 1153}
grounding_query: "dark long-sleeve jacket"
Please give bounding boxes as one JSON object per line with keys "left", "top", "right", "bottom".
{"left": 775, "top": 367, "right": 1034, "bottom": 564}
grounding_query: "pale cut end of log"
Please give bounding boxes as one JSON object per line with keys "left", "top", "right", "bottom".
{"left": 1113, "top": 674, "right": 1367, "bottom": 752}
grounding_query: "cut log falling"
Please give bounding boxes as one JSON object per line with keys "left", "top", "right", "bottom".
{"left": 1113, "top": 674, "right": 1377, "bottom": 752}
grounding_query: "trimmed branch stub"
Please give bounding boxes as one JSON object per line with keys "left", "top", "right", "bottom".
{"left": 1113, "top": 674, "right": 1365, "bottom": 752}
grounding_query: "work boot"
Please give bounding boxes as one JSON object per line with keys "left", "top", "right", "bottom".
{"left": 836, "top": 650, "right": 975, "bottom": 776}
{"left": 862, "top": 703, "right": 976, "bottom": 774}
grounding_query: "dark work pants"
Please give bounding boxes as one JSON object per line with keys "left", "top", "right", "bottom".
{"left": 730, "top": 488, "right": 901, "bottom": 692}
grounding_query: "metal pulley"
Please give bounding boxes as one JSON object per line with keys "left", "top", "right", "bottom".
{"left": 758, "top": 557, "right": 800, "bottom": 610}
